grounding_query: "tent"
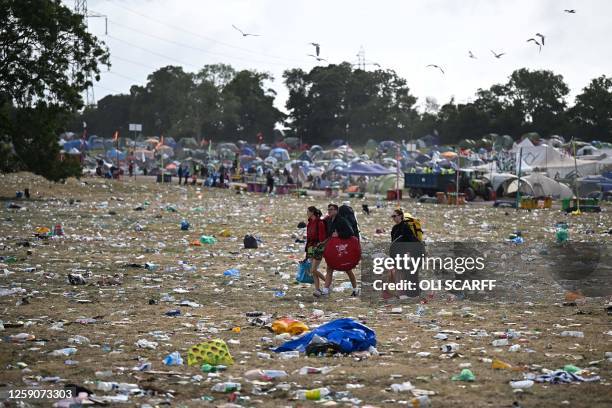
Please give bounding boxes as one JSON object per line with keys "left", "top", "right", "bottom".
{"left": 241, "top": 146, "right": 256, "bottom": 157}
{"left": 105, "top": 148, "right": 126, "bottom": 161}
{"left": 156, "top": 145, "right": 174, "bottom": 157}
{"left": 365, "top": 174, "right": 405, "bottom": 194}
{"left": 269, "top": 147, "right": 290, "bottom": 161}
{"left": 180, "top": 138, "right": 198, "bottom": 149}
{"left": 502, "top": 173, "right": 573, "bottom": 199}
{"left": 514, "top": 144, "right": 600, "bottom": 178}
{"left": 330, "top": 139, "right": 346, "bottom": 148}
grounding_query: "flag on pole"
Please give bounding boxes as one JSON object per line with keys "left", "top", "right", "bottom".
{"left": 156, "top": 135, "right": 164, "bottom": 150}
{"left": 112, "top": 130, "right": 119, "bottom": 142}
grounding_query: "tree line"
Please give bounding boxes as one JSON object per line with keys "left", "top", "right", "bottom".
{"left": 77, "top": 63, "right": 612, "bottom": 147}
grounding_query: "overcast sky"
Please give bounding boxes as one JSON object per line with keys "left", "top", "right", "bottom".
{"left": 77, "top": 0, "right": 610, "bottom": 113}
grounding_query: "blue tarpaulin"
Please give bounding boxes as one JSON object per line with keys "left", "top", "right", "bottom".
{"left": 273, "top": 318, "right": 376, "bottom": 354}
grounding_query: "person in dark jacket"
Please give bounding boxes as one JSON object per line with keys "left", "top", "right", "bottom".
{"left": 388, "top": 208, "right": 422, "bottom": 298}
{"left": 305, "top": 206, "right": 328, "bottom": 295}
{"left": 266, "top": 170, "right": 275, "bottom": 194}
{"left": 178, "top": 165, "right": 183, "bottom": 185}
{"left": 318, "top": 203, "right": 359, "bottom": 297}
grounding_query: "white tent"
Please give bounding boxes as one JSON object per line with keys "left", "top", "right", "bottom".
{"left": 514, "top": 144, "right": 600, "bottom": 178}
{"left": 503, "top": 173, "right": 573, "bottom": 199}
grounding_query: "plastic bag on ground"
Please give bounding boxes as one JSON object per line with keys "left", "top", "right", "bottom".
{"left": 273, "top": 318, "right": 376, "bottom": 354}
{"left": 271, "top": 318, "right": 309, "bottom": 335}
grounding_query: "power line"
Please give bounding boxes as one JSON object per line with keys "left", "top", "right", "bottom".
{"left": 106, "top": 34, "right": 199, "bottom": 69}
{"left": 106, "top": 18, "right": 297, "bottom": 67}
{"left": 104, "top": 70, "right": 143, "bottom": 83}
{"left": 111, "top": 54, "right": 158, "bottom": 71}
{"left": 98, "top": 0, "right": 306, "bottom": 64}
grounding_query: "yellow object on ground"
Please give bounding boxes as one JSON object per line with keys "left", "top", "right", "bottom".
{"left": 272, "top": 318, "right": 309, "bottom": 335}
{"left": 187, "top": 339, "right": 234, "bottom": 366}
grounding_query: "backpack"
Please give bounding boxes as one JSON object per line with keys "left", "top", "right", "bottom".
{"left": 243, "top": 234, "right": 258, "bottom": 249}
{"left": 403, "top": 214, "right": 423, "bottom": 242}
{"left": 338, "top": 204, "right": 359, "bottom": 238}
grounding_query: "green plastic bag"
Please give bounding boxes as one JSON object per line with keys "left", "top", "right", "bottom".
{"left": 199, "top": 235, "right": 217, "bottom": 244}
{"left": 452, "top": 369, "right": 476, "bottom": 382}
{"left": 556, "top": 228, "right": 569, "bottom": 243}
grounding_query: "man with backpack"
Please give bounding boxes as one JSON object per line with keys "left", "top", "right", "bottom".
{"left": 389, "top": 208, "right": 424, "bottom": 298}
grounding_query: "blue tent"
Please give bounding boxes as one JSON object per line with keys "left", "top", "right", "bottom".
{"left": 330, "top": 139, "right": 346, "bottom": 148}
{"left": 339, "top": 162, "right": 394, "bottom": 176}
{"left": 241, "top": 146, "right": 256, "bottom": 157}
{"left": 297, "top": 151, "right": 312, "bottom": 162}
{"left": 269, "top": 147, "right": 290, "bottom": 161}
{"left": 63, "top": 140, "right": 88, "bottom": 151}
{"left": 105, "top": 148, "right": 126, "bottom": 161}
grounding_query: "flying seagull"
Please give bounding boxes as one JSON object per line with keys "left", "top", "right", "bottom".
{"left": 564, "top": 9, "right": 576, "bottom": 13}
{"left": 490, "top": 50, "right": 505, "bottom": 58}
{"left": 536, "top": 33, "right": 545, "bottom": 46}
{"left": 310, "top": 42, "right": 320, "bottom": 57}
{"left": 468, "top": 50, "right": 477, "bottom": 59}
{"left": 527, "top": 38, "right": 542, "bottom": 52}
{"left": 307, "top": 54, "right": 327, "bottom": 62}
{"left": 232, "top": 24, "right": 260, "bottom": 37}
{"left": 426, "top": 64, "right": 445, "bottom": 74}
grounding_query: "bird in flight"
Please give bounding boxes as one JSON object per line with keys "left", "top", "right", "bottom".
{"left": 426, "top": 64, "right": 445, "bottom": 74}
{"left": 307, "top": 54, "right": 327, "bottom": 62}
{"left": 468, "top": 50, "right": 477, "bottom": 59}
{"left": 527, "top": 38, "right": 542, "bottom": 52}
{"left": 490, "top": 50, "right": 505, "bottom": 58}
{"left": 536, "top": 33, "right": 545, "bottom": 46}
{"left": 232, "top": 25, "right": 260, "bottom": 37}
{"left": 564, "top": 9, "right": 576, "bottom": 13}
{"left": 310, "top": 42, "right": 320, "bottom": 56}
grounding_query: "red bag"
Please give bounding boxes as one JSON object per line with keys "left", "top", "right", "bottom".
{"left": 323, "top": 236, "right": 361, "bottom": 271}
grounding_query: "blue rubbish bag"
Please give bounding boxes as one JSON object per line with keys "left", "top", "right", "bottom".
{"left": 223, "top": 268, "right": 240, "bottom": 278}
{"left": 273, "top": 318, "right": 376, "bottom": 354}
{"left": 296, "top": 260, "right": 314, "bottom": 284}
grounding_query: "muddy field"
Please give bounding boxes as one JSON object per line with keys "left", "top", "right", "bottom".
{"left": 1, "top": 172, "right": 611, "bottom": 407}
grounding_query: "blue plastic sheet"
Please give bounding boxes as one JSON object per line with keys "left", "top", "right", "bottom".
{"left": 273, "top": 318, "right": 376, "bottom": 354}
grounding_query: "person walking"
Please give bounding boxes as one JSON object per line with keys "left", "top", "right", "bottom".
{"left": 305, "top": 206, "right": 328, "bottom": 296}
{"left": 317, "top": 203, "right": 360, "bottom": 297}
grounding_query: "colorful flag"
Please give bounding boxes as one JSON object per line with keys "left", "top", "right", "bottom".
{"left": 112, "top": 130, "right": 119, "bottom": 142}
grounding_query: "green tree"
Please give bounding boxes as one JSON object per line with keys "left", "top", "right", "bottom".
{"left": 569, "top": 75, "right": 612, "bottom": 142}
{"left": 0, "top": 0, "right": 109, "bottom": 180}
{"left": 504, "top": 68, "right": 570, "bottom": 137}
{"left": 222, "top": 70, "right": 285, "bottom": 142}
{"left": 283, "top": 63, "right": 418, "bottom": 145}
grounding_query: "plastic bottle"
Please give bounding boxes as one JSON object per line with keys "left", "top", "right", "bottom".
{"left": 244, "top": 369, "right": 288, "bottom": 381}
{"left": 211, "top": 382, "right": 241, "bottom": 393}
{"left": 201, "top": 364, "right": 227, "bottom": 373}
{"left": 560, "top": 331, "right": 584, "bottom": 338}
{"left": 509, "top": 380, "right": 534, "bottom": 389}
{"left": 96, "top": 381, "right": 116, "bottom": 392}
{"left": 440, "top": 343, "right": 459, "bottom": 353}
{"left": 492, "top": 339, "right": 509, "bottom": 347}
{"left": 296, "top": 387, "right": 331, "bottom": 400}
{"left": 278, "top": 351, "right": 300, "bottom": 360}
